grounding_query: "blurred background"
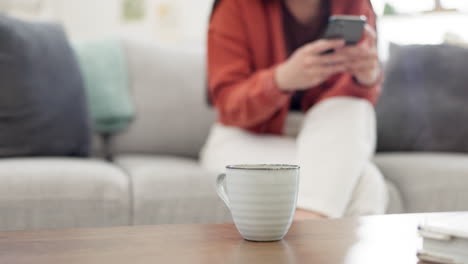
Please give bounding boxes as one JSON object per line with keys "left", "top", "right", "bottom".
{"left": 1, "top": 0, "right": 468, "bottom": 232}
{"left": 1, "top": 0, "right": 467, "bottom": 58}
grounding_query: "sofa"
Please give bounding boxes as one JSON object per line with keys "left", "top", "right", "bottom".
{"left": 1, "top": 39, "right": 468, "bottom": 231}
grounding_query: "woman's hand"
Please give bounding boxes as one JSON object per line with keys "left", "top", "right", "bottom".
{"left": 341, "top": 25, "right": 381, "bottom": 86}
{"left": 275, "top": 39, "right": 348, "bottom": 92}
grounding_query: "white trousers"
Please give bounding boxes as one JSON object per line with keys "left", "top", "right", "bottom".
{"left": 200, "top": 97, "right": 388, "bottom": 218}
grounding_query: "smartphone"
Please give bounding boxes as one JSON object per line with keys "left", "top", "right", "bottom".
{"left": 322, "top": 15, "right": 367, "bottom": 53}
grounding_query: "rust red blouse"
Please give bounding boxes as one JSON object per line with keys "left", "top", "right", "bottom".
{"left": 281, "top": 0, "right": 330, "bottom": 110}
{"left": 208, "top": 0, "right": 380, "bottom": 135}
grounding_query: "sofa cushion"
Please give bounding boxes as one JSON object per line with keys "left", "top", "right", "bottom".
{"left": 0, "top": 159, "right": 129, "bottom": 231}
{"left": 0, "top": 15, "right": 91, "bottom": 157}
{"left": 377, "top": 43, "right": 468, "bottom": 153}
{"left": 117, "top": 154, "right": 405, "bottom": 224}
{"left": 73, "top": 38, "right": 134, "bottom": 135}
{"left": 385, "top": 180, "right": 404, "bottom": 214}
{"left": 116, "top": 155, "right": 231, "bottom": 225}
{"left": 375, "top": 153, "right": 468, "bottom": 213}
{"left": 114, "top": 40, "right": 215, "bottom": 158}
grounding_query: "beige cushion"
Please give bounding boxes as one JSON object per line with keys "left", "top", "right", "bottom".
{"left": 116, "top": 155, "right": 231, "bottom": 225}
{"left": 114, "top": 40, "right": 216, "bottom": 158}
{"left": 385, "top": 180, "right": 404, "bottom": 214}
{"left": 0, "top": 158, "right": 129, "bottom": 231}
{"left": 117, "top": 154, "right": 406, "bottom": 225}
{"left": 375, "top": 153, "right": 468, "bottom": 213}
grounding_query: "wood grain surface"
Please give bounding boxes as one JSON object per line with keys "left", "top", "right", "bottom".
{"left": 0, "top": 213, "right": 451, "bottom": 264}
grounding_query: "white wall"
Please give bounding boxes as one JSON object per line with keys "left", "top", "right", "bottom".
{"left": 46, "top": 0, "right": 122, "bottom": 40}
{"left": 0, "top": 0, "right": 123, "bottom": 40}
{"left": 142, "top": 0, "right": 213, "bottom": 45}
{"left": 0, "top": 0, "right": 215, "bottom": 43}
{"left": 3, "top": 0, "right": 467, "bottom": 51}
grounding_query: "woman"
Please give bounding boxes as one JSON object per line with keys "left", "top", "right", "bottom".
{"left": 201, "top": 0, "right": 388, "bottom": 219}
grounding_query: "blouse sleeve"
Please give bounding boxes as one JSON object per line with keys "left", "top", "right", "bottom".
{"left": 207, "top": 0, "right": 290, "bottom": 128}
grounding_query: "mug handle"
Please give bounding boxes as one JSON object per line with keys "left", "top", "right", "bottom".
{"left": 216, "top": 173, "right": 230, "bottom": 209}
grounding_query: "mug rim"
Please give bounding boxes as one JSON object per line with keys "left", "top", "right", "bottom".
{"left": 226, "top": 164, "right": 300, "bottom": 171}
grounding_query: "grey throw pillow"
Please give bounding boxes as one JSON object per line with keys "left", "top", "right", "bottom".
{"left": 377, "top": 43, "right": 468, "bottom": 153}
{"left": 0, "top": 15, "right": 91, "bottom": 157}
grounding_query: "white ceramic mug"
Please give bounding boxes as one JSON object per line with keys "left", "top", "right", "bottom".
{"left": 216, "top": 164, "right": 300, "bottom": 242}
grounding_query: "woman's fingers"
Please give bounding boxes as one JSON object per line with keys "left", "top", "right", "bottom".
{"left": 305, "top": 53, "right": 349, "bottom": 67}
{"left": 317, "top": 53, "right": 349, "bottom": 66}
{"left": 347, "top": 50, "right": 379, "bottom": 64}
{"left": 295, "top": 37, "right": 379, "bottom": 88}
{"left": 306, "top": 63, "right": 347, "bottom": 79}
{"left": 353, "top": 65, "right": 377, "bottom": 75}
{"left": 340, "top": 45, "right": 377, "bottom": 59}
{"left": 349, "top": 57, "right": 381, "bottom": 85}
{"left": 305, "top": 39, "right": 346, "bottom": 55}
{"left": 323, "top": 64, "right": 348, "bottom": 75}
{"left": 349, "top": 58, "right": 379, "bottom": 72}
{"left": 278, "top": 33, "right": 379, "bottom": 91}
{"left": 363, "top": 24, "right": 377, "bottom": 44}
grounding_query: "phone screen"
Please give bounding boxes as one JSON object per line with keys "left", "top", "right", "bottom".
{"left": 323, "top": 16, "right": 367, "bottom": 46}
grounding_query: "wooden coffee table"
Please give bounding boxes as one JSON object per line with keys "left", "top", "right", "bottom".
{"left": 0, "top": 213, "right": 452, "bottom": 264}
